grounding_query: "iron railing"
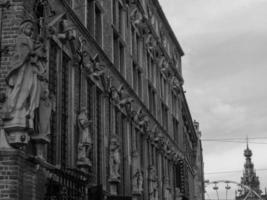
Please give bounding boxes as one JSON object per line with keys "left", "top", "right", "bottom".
{"left": 44, "top": 168, "right": 89, "bottom": 200}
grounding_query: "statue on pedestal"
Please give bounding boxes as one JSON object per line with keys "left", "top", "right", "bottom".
{"left": 77, "top": 107, "right": 93, "bottom": 168}
{"left": 132, "top": 169, "right": 144, "bottom": 194}
{"left": 109, "top": 136, "right": 121, "bottom": 182}
{"left": 3, "top": 19, "right": 47, "bottom": 147}
{"left": 148, "top": 166, "right": 159, "bottom": 200}
{"left": 32, "top": 84, "right": 55, "bottom": 158}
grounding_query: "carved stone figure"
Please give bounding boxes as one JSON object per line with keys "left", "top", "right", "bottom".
{"left": 132, "top": 169, "right": 144, "bottom": 194}
{"left": 77, "top": 107, "right": 92, "bottom": 168}
{"left": 110, "top": 86, "right": 120, "bottom": 103}
{"left": 3, "top": 20, "right": 46, "bottom": 146}
{"left": 33, "top": 85, "right": 55, "bottom": 142}
{"left": 148, "top": 166, "right": 158, "bottom": 200}
{"left": 117, "top": 85, "right": 134, "bottom": 107}
{"left": 32, "top": 84, "right": 55, "bottom": 158}
{"left": 109, "top": 136, "right": 121, "bottom": 182}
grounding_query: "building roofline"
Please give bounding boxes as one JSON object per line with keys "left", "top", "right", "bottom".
{"left": 154, "top": 0, "right": 185, "bottom": 56}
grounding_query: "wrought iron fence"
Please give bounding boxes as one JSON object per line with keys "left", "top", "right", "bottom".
{"left": 44, "top": 168, "right": 89, "bottom": 200}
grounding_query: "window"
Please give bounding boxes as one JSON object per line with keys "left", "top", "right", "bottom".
{"left": 172, "top": 92, "right": 178, "bottom": 117}
{"left": 133, "top": 63, "right": 142, "bottom": 97}
{"left": 113, "top": 0, "right": 125, "bottom": 38}
{"left": 131, "top": 26, "right": 136, "bottom": 58}
{"left": 61, "top": 53, "right": 70, "bottom": 168}
{"left": 95, "top": 5, "right": 102, "bottom": 44}
{"left": 96, "top": 89, "right": 102, "bottom": 184}
{"left": 162, "top": 103, "right": 168, "bottom": 131}
{"left": 47, "top": 40, "right": 71, "bottom": 167}
{"left": 47, "top": 40, "right": 58, "bottom": 165}
{"left": 160, "top": 74, "right": 168, "bottom": 103}
{"left": 87, "top": 0, "right": 103, "bottom": 45}
{"left": 173, "top": 118, "right": 179, "bottom": 143}
{"left": 119, "top": 43, "right": 125, "bottom": 74}
{"left": 137, "top": 34, "right": 143, "bottom": 66}
{"left": 148, "top": 84, "right": 156, "bottom": 115}
{"left": 113, "top": 34, "right": 125, "bottom": 74}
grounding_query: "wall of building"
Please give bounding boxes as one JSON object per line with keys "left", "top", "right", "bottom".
{"left": 0, "top": 0, "right": 204, "bottom": 200}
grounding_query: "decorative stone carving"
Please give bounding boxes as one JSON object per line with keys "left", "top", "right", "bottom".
{"left": 134, "top": 108, "right": 148, "bottom": 131}
{"left": 117, "top": 85, "right": 134, "bottom": 107}
{"left": 87, "top": 54, "right": 106, "bottom": 79}
{"left": 77, "top": 107, "right": 93, "bottom": 168}
{"left": 161, "top": 60, "right": 172, "bottom": 78}
{"left": 109, "top": 135, "right": 121, "bottom": 182}
{"left": 148, "top": 165, "right": 158, "bottom": 200}
{"left": 171, "top": 77, "right": 181, "bottom": 93}
{"left": 34, "top": 0, "right": 56, "bottom": 35}
{"left": 110, "top": 86, "right": 120, "bottom": 103}
{"left": 3, "top": 20, "right": 47, "bottom": 147}
{"left": 132, "top": 169, "right": 144, "bottom": 194}
{"left": 57, "top": 18, "right": 76, "bottom": 41}
{"left": 145, "top": 33, "right": 156, "bottom": 55}
{"left": 130, "top": 8, "right": 147, "bottom": 33}
{"left": 101, "top": 75, "right": 112, "bottom": 94}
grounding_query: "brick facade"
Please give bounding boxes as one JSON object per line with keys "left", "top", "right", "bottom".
{"left": 0, "top": 0, "right": 204, "bottom": 200}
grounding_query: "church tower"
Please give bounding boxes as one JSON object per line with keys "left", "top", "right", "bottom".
{"left": 236, "top": 141, "right": 263, "bottom": 200}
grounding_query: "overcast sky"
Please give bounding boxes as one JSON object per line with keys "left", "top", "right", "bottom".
{"left": 158, "top": 0, "right": 267, "bottom": 199}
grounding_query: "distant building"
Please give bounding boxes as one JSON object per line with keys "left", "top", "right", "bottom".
{"left": 193, "top": 121, "right": 205, "bottom": 200}
{"left": 236, "top": 144, "right": 267, "bottom": 200}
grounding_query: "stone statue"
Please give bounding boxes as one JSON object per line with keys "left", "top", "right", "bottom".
{"left": 148, "top": 166, "right": 158, "bottom": 200}
{"left": 32, "top": 84, "right": 55, "bottom": 158}
{"left": 77, "top": 107, "right": 92, "bottom": 168}
{"left": 33, "top": 84, "right": 55, "bottom": 142}
{"left": 132, "top": 169, "right": 144, "bottom": 194}
{"left": 3, "top": 20, "right": 46, "bottom": 146}
{"left": 109, "top": 136, "right": 121, "bottom": 182}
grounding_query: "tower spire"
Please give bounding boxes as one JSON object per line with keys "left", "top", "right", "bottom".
{"left": 246, "top": 136, "right": 249, "bottom": 149}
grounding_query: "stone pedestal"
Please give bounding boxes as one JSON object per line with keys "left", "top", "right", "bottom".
{"left": 109, "top": 179, "right": 120, "bottom": 195}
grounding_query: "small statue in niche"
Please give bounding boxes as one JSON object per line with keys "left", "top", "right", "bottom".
{"left": 132, "top": 169, "right": 144, "bottom": 194}
{"left": 109, "top": 136, "right": 121, "bottom": 181}
{"left": 32, "top": 84, "right": 56, "bottom": 158}
{"left": 77, "top": 107, "right": 93, "bottom": 168}
{"left": 148, "top": 166, "right": 159, "bottom": 200}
